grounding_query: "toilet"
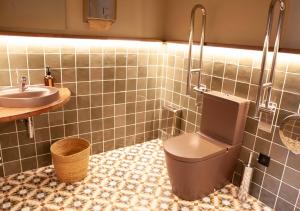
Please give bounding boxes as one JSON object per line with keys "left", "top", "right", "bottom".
{"left": 163, "top": 91, "right": 250, "bottom": 201}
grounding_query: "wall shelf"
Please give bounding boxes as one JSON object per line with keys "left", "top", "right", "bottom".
{"left": 0, "top": 88, "right": 71, "bottom": 123}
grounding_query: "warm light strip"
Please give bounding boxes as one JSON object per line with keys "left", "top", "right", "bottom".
{"left": 0, "top": 35, "right": 163, "bottom": 48}
{"left": 165, "top": 42, "right": 300, "bottom": 64}
{"left": 1, "top": 35, "right": 299, "bottom": 64}
{"left": 166, "top": 42, "right": 267, "bottom": 60}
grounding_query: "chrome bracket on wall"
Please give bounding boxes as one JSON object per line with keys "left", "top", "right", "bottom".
{"left": 258, "top": 102, "right": 277, "bottom": 133}
{"left": 193, "top": 85, "right": 207, "bottom": 94}
{"left": 160, "top": 104, "right": 182, "bottom": 140}
{"left": 22, "top": 117, "right": 35, "bottom": 139}
{"left": 194, "top": 85, "right": 209, "bottom": 108}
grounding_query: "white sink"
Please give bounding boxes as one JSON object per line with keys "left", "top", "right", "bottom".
{"left": 0, "top": 86, "right": 59, "bottom": 108}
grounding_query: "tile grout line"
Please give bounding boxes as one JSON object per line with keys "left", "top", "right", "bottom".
{"left": 220, "top": 54, "right": 227, "bottom": 93}
{"left": 88, "top": 44, "right": 93, "bottom": 154}
{"left": 113, "top": 46, "right": 117, "bottom": 148}
{"left": 134, "top": 45, "right": 138, "bottom": 144}
{"left": 246, "top": 57, "right": 255, "bottom": 101}
{"left": 74, "top": 45, "right": 80, "bottom": 141}
{"left": 143, "top": 46, "right": 150, "bottom": 144}
{"left": 60, "top": 44, "right": 66, "bottom": 141}
{"left": 1, "top": 41, "right": 11, "bottom": 175}
{"left": 35, "top": 43, "right": 48, "bottom": 169}
{"left": 273, "top": 61, "right": 290, "bottom": 209}
{"left": 101, "top": 46, "right": 105, "bottom": 152}
{"left": 294, "top": 190, "right": 300, "bottom": 211}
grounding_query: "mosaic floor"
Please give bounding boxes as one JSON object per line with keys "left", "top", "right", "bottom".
{"left": 0, "top": 140, "right": 272, "bottom": 211}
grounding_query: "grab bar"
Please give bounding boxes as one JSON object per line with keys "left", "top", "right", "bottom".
{"left": 186, "top": 4, "right": 207, "bottom": 95}
{"left": 255, "top": 0, "right": 285, "bottom": 118}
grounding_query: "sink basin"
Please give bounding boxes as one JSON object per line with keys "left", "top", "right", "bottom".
{"left": 0, "top": 86, "right": 60, "bottom": 108}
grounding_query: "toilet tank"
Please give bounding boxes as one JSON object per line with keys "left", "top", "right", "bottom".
{"left": 200, "top": 91, "right": 250, "bottom": 146}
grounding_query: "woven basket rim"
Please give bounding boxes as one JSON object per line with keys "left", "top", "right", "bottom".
{"left": 50, "top": 138, "right": 90, "bottom": 159}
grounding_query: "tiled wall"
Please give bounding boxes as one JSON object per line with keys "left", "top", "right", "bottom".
{"left": 0, "top": 36, "right": 299, "bottom": 210}
{"left": 0, "top": 37, "right": 163, "bottom": 176}
{"left": 161, "top": 43, "right": 300, "bottom": 211}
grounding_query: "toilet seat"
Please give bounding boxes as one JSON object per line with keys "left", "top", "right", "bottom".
{"left": 163, "top": 133, "right": 230, "bottom": 162}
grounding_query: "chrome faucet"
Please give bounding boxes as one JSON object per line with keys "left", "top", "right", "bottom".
{"left": 19, "top": 76, "right": 28, "bottom": 92}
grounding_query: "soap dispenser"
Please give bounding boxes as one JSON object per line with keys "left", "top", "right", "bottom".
{"left": 44, "top": 66, "right": 55, "bottom": 87}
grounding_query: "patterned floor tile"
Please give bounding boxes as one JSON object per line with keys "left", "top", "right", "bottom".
{"left": 9, "top": 184, "right": 36, "bottom": 199}
{"left": 64, "top": 196, "right": 91, "bottom": 210}
{"left": 86, "top": 199, "right": 111, "bottom": 211}
{"left": 27, "top": 188, "right": 53, "bottom": 202}
{"left": 12, "top": 201, "right": 40, "bottom": 211}
{"left": 0, "top": 140, "right": 273, "bottom": 211}
{"left": 44, "top": 192, "right": 72, "bottom": 210}
{"left": 1, "top": 197, "right": 22, "bottom": 211}
{"left": 58, "top": 182, "right": 83, "bottom": 193}
{"left": 0, "top": 181, "right": 19, "bottom": 195}
{"left": 96, "top": 187, "right": 117, "bottom": 201}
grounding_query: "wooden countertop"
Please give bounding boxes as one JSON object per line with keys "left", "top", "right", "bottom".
{"left": 0, "top": 88, "right": 71, "bottom": 123}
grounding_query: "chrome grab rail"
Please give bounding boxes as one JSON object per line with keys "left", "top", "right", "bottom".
{"left": 255, "top": 0, "right": 285, "bottom": 118}
{"left": 186, "top": 4, "right": 207, "bottom": 95}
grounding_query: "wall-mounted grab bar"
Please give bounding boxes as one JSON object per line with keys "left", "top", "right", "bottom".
{"left": 255, "top": 0, "right": 285, "bottom": 118}
{"left": 186, "top": 4, "right": 207, "bottom": 95}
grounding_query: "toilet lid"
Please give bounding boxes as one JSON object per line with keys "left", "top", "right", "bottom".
{"left": 163, "top": 133, "right": 229, "bottom": 162}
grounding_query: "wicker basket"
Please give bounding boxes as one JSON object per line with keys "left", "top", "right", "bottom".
{"left": 50, "top": 138, "right": 90, "bottom": 183}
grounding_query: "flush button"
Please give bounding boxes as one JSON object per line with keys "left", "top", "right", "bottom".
{"left": 258, "top": 153, "right": 270, "bottom": 167}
